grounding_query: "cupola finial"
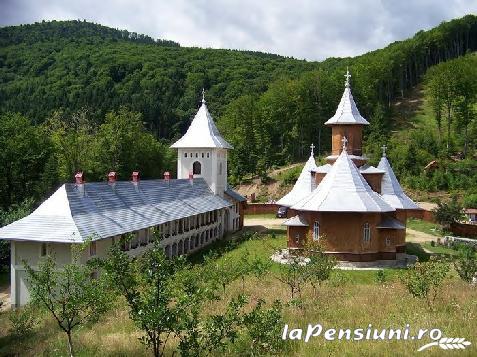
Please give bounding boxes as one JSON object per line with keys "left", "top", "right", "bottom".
{"left": 381, "top": 144, "right": 387, "bottom": 157}
{"left": 201, "top": 88, "right": 206, "bottom": 104}
{"left": 310, "top": 143, "right": 315, "bottom": 156}
{"left": 344, "top": 67, "right": 351, "bottom": 88}
{"left": 341, "top": 136, "right": 348, "bottom": 150}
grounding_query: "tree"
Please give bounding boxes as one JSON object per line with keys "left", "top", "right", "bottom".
{"left": 0, "top": 199, "right": 33, "bottom": 271}
{"left": 454, "top": 245, "right": 477, "bottom": 283}
{"left": 24, "top": 242, "right": 111, "bottom": 357}
{"left": 401, "top": 257, "right": 450, "bottom": 309}
{"left": 93, "top": 108, "right": 174, "bottom": 180}
{"left": 0, "top": 113, "right": 54, "bottom": 209}
{"left": 432, "top": 198, "right": 465, "bottom": 230}
{"left": 276, "top": 255, "right": 308, "bottom": 300}
{"left": 302, "top": 240, "right": 336, "bottom": 296}
{"left": 100, "top": 240, "right": 182, "bottom": 357}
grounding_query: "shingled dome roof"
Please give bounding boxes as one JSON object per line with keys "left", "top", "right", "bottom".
{"left": 277, "top": 153, "right": 318, "bottom": 207}
{"left": 324, "top": 70, "right": 370, "bottom": 126}
{"left": 378, "top": 155, "right": 420, "bottom": 210}
{"left": 291, "top": 149, "right": 394, "bottom": 213}
{"left": 171, "top": 97, "right": 232, "bottom": 149}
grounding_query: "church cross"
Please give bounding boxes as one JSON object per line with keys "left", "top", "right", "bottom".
{"left": 381, "top": 144, "right": 387, "bottom": 157}
{"left": 201, "top": 88, "right": 206, "bottom": 104}
{"left": 341, "top": 136, "right": 348, "bottom": 150}
{"left": 344, "top": 67, "right": 351, "bottom": 87}
{"left": 310, "top": 143, "right": 315, "bottom": 156}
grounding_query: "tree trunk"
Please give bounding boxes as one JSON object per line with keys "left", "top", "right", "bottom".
{"left": 67, "top": 331, "right": 74, "bottom": 357}
{"left": 447, "top": 105, "right": 452, "bottom": 152}
{"left": 464, "top": 124, "right": 468, "bottom": 158}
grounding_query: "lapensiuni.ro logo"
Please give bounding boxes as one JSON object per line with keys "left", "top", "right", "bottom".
{"left": 282, "top": 324, "right": 471, "bottom": 352}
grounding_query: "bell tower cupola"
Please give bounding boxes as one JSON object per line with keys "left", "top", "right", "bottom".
{"left": 325, "top": 68, "right": 369, "bottom": 167}
{"left": 171, "top": 90, "right": 233, "bottom": 196}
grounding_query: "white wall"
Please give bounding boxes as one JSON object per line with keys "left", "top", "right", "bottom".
{"left": 177, "top": 148, "right": 228, "bottom": 196}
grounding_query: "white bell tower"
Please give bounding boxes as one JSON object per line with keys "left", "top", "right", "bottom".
{"left": 171, "top": 90, "right": 232, "bottom": 196}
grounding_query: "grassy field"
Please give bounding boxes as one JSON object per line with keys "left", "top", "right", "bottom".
{"left": 0, "top": 231, "right": 476, "bottom": 356}
{"left": 406, "top": 218, "right": 442, "bottom": 237}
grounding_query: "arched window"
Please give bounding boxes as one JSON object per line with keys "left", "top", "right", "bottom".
{"left": 201, "top": 153, "right": 204, "bottom": 158}
{"left": 184, "top": 152, "right": 188, "bottom": 158}
{"left": 195, "top": 153, "right": 198, "bottom": 158}
{"left": 363, "top": 223, "right": 371, "bottom": 243}
{"left": 313, "top": 221, "right": 320, "bottom": 241}
{"left": 193, "top": 161, "right": 201, "bottom": 175}
{"left": 207, "top": 153, "right": 210, "bottom": 158}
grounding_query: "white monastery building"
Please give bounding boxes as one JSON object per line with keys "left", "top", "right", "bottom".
{"left": 0, "top": 93, "right": 246, "bottom": 307}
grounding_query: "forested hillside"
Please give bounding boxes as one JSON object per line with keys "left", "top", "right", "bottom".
{"left": 0, "top": 16, "right": 477, "bottom": 213}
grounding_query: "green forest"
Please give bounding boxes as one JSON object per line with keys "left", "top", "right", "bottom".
{"left": 0, "top": 16, "right": 477, "bottom": 216}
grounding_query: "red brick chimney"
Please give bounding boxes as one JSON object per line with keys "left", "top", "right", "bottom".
{"left": 75, "top": 172, "right": 84, "bottom": 184}
{"left": 108, "top": 171, "right": 117, "bottom": 184}
{"left": 164, "top": 171, "right": 171, "bottom": 181}
{"left": 132, "top": 171, "right": 140, "bottom": 183}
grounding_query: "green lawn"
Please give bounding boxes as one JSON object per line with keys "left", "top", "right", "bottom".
{"left": 1, "top": 231, "right": 476, "bottom": 356}
{"left": 406, "top": 218, "right": 442, "bottom": 237}
{"left": 244, "top": 213, "right": 277, "bottom": 219}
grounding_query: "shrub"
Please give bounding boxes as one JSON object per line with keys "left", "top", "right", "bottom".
{"left": 8, "top": 305, "right": 38, "bottom": 339}
{"left": 401, "top": 257, "right": 450, "bottom": 309}
{"left": 279, "top": 166, "right": 302, "bottom": 185}
{"left": 432, "top": 198, "right": 464, "bottom": 229}
{"left": 454, "top": 245, "right": 477, "bottom": 283}
{"left": 375, "top": 270, "right": 386, "bottom": 284}
{"left": 242, "top": 299, "right": 287, "bottom": 355}
{"left": 463, "top": 193, "right": 477, "bottom": 209}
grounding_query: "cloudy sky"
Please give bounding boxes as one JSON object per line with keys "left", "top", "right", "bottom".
{"left": 1, "top": 0, "right": 476, "bottom": 60}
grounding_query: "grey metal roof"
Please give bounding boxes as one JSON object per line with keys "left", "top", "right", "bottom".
{"left": 277, "top": 154, "right": 318, "bottom": 207}
{"left": 292, "top": 149, "right": 395, "bottom": 213}
{"left": 359, "top": 164, "right": 385, "bottom": 174}
{"left": 0, "top": 178, "right": 232, "bottom": 243}
{"left": 225, "top": 188, "right": 246, "bottom": 202}
{"left": 377, "top": 217, "right": 406, "bottom": 230}
{"left": 324, "top": 84, "right": 370, "bottom": 125}
{"left": 378, "top": 155, "right": 420, "bottom": 210}
{"left": 283, "top": 215, "right": 309, "bottom": 227}
{"left": 171, "top": 100, "right": 232, "bottom": 149}
{"left": 312, "top": 163, "right": 332, "bottom": 174}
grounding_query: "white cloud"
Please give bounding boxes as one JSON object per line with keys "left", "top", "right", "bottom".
{"left": 1, "top": 0, "right": 476, "bottom": 60}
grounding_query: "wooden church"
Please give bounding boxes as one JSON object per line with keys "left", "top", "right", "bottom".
{"left": 278, "top": 70, "right": 420, "bottom": 262}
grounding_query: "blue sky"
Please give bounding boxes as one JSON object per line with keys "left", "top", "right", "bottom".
{"left": 1, "top": 0, "right": 476, "bottom": 60}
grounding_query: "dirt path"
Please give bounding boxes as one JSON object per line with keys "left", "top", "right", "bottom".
{"left": 0, "top": 284, "right": 10, "bottom": 311}
{"left": 406, "top": 228, "right": 437, "bottom": 243}
{"left": 244, "top": 217, "right": 286, "bottom": 229}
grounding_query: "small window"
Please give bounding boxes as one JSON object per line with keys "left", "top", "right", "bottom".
{"left": 184, "top": 153, "right": 188, "bottom": 158}
{"left": 295, "top": 234, "right": 300, "bottom": 244}
{"left": 40, "top": 243, "right": 48, "bottom": 257}
{"left": 195, "top": 153, "right": 198, "bottom": 158}
{"left": 90, "top": 241, "right": 97, "bottom": 256}
{"left": 193, "top": 161, "right": 202, "bottom": 175}
{"left": 313, "top": 221, "right": 320, "bottom": 241}
{"left": 207, "top": 153, "right": 210, "bottom": 158}
{"left": 363, "top": 223, "right": 371, "bottom": 243}
{"left": 385, "top": 237, "right": 391, "bottom": 246}
{"left": 201, "top": 153, "right": 204, "bottom": 158}
{"left": 190, "top": 152, "right": 192, "bottom": 157}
